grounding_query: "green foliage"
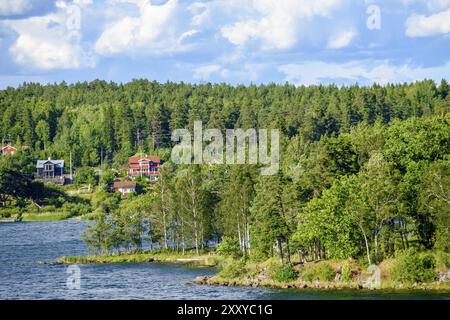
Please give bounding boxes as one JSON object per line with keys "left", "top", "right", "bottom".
{"left": 434, "top": 251, "right": 450, "bottom": 270}
{"left": 218, "top": 165, "right": 255, "bottom": 254}
{"left": 92, "top": 190, "right": 121, "bottom": 213}
{"left": 0, "top": 156, "right": 33, "bottom": 207}
{"left": 216, "top": 236, "right": 241, "bottom": 259}
{"left": 301, "top": 262, "right": 336, "bottom": 282}
{"left": 268, "top": 262, "right": 298, "bottom": 282}
{"left": 99, "top": 169, "right": 115, "bottom": 192}
{"left": 61, "top": 202, "right": 90, "bottom": 217}
{"left": 74, "top": 166, "right": 97, "bottom": 186}
{"left": 391, "top": 248, "right": 436, "bottom": 284}
{"left": 250, "top": 174, "right": 292, "bottom": 262}
{"left": 341, "top": 262, "right": 351, "bottom": 283}
{"left": 219, "top": 259, "right": 246, "bottom": 279}
{"left": 0, "top": 207, "right": 21, "bottom": 218}
{"left": 419, "top": 160, "right": 450, "bottom": 252}
{"left": 295, "top": 176, "right": 361, "bottom": 260}
{"left": 3, "top": 80, "right": 449, "bottom": 279}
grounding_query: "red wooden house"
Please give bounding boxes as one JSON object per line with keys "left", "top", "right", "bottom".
{"left": 1, "top": 144, "right": 17, "bottom": 156}
{"left": 128, "top": 155, "right": 161, "bottom": 180}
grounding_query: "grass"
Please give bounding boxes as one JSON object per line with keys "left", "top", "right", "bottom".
{"left": 77, "top": 211, "right": 101, "bottom": 221}
{"left": 57, "top": 249, "right": 450, "bottom": 291}
{"left": 57, "top": 250, "right": 224, "bottom": 267}
{"left": 207, "top": 255, "right": 450, "bottom": 291}
{"left": 21, "top": 211, "right": 74, "bottom": 222}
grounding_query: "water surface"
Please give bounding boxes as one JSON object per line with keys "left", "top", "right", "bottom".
{"left": 0, "top": 221, "right": 448, "bottom": 300}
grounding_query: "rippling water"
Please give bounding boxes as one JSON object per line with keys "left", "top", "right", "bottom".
{"left": 0, "top": 220, "right": 448, "bottom": 300}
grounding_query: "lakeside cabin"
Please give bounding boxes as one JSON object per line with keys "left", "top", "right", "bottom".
{"left": 113, "top": 181, "right": 137, "bottom": 196}
{"left": 36, "top": 158, "right": 66, "bottom": 185}
{"left": 1, "top": 144, "right": 17, "bottom": 156}
{"left": 127, "top": 155, "right": 161, "bottom": 181}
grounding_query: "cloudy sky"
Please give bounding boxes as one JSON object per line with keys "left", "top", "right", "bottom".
{"left": 0, "top": 0, "right": 449, "bottom": 88}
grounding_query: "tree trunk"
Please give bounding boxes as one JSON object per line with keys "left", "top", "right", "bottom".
{"left": 194, "top": 227, "right": 199, "bottom": 256}
{"left": 374, "top": 233, "right": 379, "bottom": 264}
{"left": 285, "top": 238, "right": 291, "bottom": 263}
{"left": 277, "top": 238, "right": 284, "bottom": 264}
{"left": 237, "top": 222, "right": 242, "bottom": 252}
{"left": 162, "top": 208, "right": 168, "bottom": 249}
{"left": 246, "top": 221, "right": 250, "bottom": 253}
{"left": 362, "top": 230, "right": 371, "bottom": 265}
{"left": 181, "top": 222, "right": 186, "bottom": 256}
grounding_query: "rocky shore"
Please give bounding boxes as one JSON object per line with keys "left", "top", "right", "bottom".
{"left": 195, "top": 270, "right": 450, "bottom": 291}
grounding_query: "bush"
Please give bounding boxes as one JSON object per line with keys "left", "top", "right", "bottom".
{"left": 43, "top": 205, "right": 57, "bottom": 212}
{"left": 341, "top": 262, "right": 351, "bottom": 283}
{"left": 219, "top": 259, "right": 246, "bottom": 279}
{"left": 316, "top": 263, "right": 336, "bottom": 281}
{"left": 74, "top": 166, "right": 97, "bottom": 186}
{"left": 0, "top": 207, "right": 21, "bottom": 218}
{"left": 301, "top": 266, "right": 316, "bottom": 282}
{"left": 434, "top": 251, "right": 450, "bottom": 270}
{"left": 391, "top": 248, "right": 436, "bottom": 284}
{"left": 216, "top": 236, "right": 241, "bottom": 259}
{"left": 301, "top": 262, "right": 336, "bottom": 282}
{"left": 268, "top": 262, "right": 298, "bottom": 282}
{"left": 62, "top": 202, "right": 91, "bottom": 217}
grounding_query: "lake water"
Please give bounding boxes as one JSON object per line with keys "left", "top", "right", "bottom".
{"left": 0, "top": 220, "right": 448, "bottom": 300}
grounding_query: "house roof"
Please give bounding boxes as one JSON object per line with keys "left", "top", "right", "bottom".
{"left": 1, "top": 145, "right": 16, "bottom": 151}
{"left": 36, "top": 159, "right": 65, "bottom": 169}
{"left": 114, "top": 181, "right": 137, "bottom": 189}
{"left": 129, "top": 155, "right": 160, "bottom": 164}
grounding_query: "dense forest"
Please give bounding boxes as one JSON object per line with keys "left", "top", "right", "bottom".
{"left": 1, "top": 79, "right": 450, "bottom": 271}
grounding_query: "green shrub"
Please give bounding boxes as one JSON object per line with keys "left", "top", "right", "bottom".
{"left": 219, "top": 259, "right": 246, "bottom": 279}
{"left": 391, "top": 248, "right": 436, "bottom": 284}
{"left": 0, "top": 207, "right": 21, "bottom": 218}
{"left": 268, "top": 263, "right": 298, "bottom": 282}
{"left": 434, "top": 251, "right": 450, "bottom": 270}
{"left": 216, "top": 236, "right": 241, "bottom": 259}
{"left": 43, "top": 205, "right": 57, "bottom": 212}
{"left": 315, "top": 263, "right": 336, "bottom": 281}
{"left": 62, "top": 202, "right": 91, "bottom": 217}
{"left": 301, "top": 262, "right": 336, "bottom": 282}
{"left": 74, "top": 166, "right": 97, "bottom": 186}
{"left": 341, "top": 262, "right": 351, "bottom": 283}
{"left": 301, "top": 266, "right": 316, "bottom": 282}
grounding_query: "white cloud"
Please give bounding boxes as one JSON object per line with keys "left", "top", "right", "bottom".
{"left": 0, "top": 0, "right": 30, "bottom": 16}
{"left": 188, "top": 2, "right": 210, "bottom": 27}
{"left": 95, "top": 0, "right": 196, "bottom": 55}
{"left": 389, "top": 0, "right": 450, "bottom": 11}
{"left": 220, "top": 0, "right": 343, "bottom": 50}
{"left": 406, "top": 8, "right": 450, "bottom": 37}
{"left": 327, "top": 30, "right": 356, "bottom": 49}
{"left": 425, "top": 0, "right": 450, "bottom": 11}
{"left": 3, "top": 5, "right": 95, "bottom": 70}
{"left": 193, "top": 64, "right": 228, "bottom": 80}
{"left": 278, "top": 60, "right": 450, "bottom": 85}
{"left": 73, "top": 0, "right": 93, "bottom": 6}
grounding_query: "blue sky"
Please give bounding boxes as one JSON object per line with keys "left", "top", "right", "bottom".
{"left": 0, "top": 0, "right": 449, "bottom": 88}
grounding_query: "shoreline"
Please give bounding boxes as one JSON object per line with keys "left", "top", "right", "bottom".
{"left": 194, "top": 275, "right": 450, "bottom": 292}
{"left": 57, "top": 253, "right": 450, "bottom": 293}
{"left": 0, "top": 213, "right": 93, "bottom": 223}
{"left": 56, "top": 252, "right": 222, "bottom": 267}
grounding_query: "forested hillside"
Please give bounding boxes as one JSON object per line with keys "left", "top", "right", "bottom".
{"left": 1, "top": 79, "right": 449, "bottom": 166}
{"left": 1, "top": 80, "right": 450, "bottom": 276}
